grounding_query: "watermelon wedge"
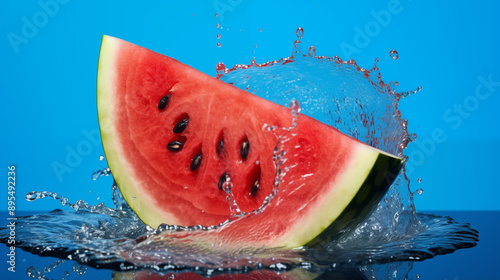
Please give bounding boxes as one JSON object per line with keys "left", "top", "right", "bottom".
{"left": 97, "top": 35, "right": 402, "bottom": 248}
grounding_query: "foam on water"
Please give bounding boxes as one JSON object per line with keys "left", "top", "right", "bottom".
{"left": 0, "top": 29, "right": 479, "bottom": 279}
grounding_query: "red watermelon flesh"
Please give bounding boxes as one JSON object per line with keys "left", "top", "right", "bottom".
{"left": 97, "top": 35, "right": 402, "bottom": 248}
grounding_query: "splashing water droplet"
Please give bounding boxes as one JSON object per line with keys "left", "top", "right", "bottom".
{"left": 26, "top": 267, "right": 44, "bottom": 279}
{"left": 217, "top": 34, "right": 221, "bottom": 39}
{"left": 223, "top": 182, "right": 232, "bottom": 193}
{"left": 91, "top": 167, "right": 111, "bottom": 180}
{"left": 418, "top": 178, "right": 422, "bottom": 183}
{"left": 215, "top": 13, "right": 218, "bottom": 18}
{"left": 293, "top": 40, "right": 301, "bottom": 55}
{"left": 216, "top": 23, "right": 220, "bottom": 28}
{"left": 217, "top": 42, "right": 221, "bottom": 48}
{"left": 389, "top": 49, "right": 399, "bottom": 60}
{"left": 98, "top": 155, "right": 104, "bottom": 161}
{"left": 308, "top": 46, "right": 316, "bottom": 57}
{"left": 400, "top": 85, "right": 422, "bottom": 98}
{"left": 289, "top": 99, "right": 301, "bottom": 113}
{"left": 216, "top": 62, "right": 226, "bottom": 78}
{"left": 72, "top": 263, "right": 87, "bottom": 276}
{"left": 254, "top": 43, "right": 257, "bottom": 48}
{"left": 296, "top": 27, "right": 304, "bottom": 39}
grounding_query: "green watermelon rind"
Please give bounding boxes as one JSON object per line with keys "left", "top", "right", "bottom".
{"left": 305, "top": 152, "right": 403, "bottom": 247}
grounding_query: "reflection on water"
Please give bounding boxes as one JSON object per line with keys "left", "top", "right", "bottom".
{"left": 0, "top": 206, "right": 478, "bottom": 279}
{"left": 0, "top": 30, "right": 478, "bottom": 279}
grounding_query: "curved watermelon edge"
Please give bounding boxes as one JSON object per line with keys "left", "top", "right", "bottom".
{"left": 97, "top": 35, "right": 180, "bottom": 227}
{"left": 262, "top": 143, "right": 402, "bottom": 248}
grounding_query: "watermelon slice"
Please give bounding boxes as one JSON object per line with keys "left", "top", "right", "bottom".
{"left": 97, "top": 35, "right": 402, "bottom": 248}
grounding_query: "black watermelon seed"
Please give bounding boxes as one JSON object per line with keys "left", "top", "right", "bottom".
{"left": 251, "top": 178, "right": 259, "bottom": 196}
{"left": 218, "top": 172, "right": 227, "bottom": 190}
{"left": 217, "top": 138, "right": 224, "bottom": 156}
{"left": 158, "top": 94, "right": 171, "bottom": 110}
{"left": 240, "top": 140, "right": 249, "bottom": 160}
{"left": 167, "top": 141, "right": 184, "bottom": 152}
{"left": 173, "top": 118, "right": 189, "bottom": 133}
{"left": 190, "top": 153, "right": 202, "bottom": 171}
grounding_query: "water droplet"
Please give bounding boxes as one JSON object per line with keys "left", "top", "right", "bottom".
{"left": 400, "top": 85, "right": 422, "bottom": 98}
{"left": 389, "top": 49, "right": 399, "bottom": 60}
{"left": 259, "top": 28, "right": 262, "bottom": 32}
{"left": 296, "top": 27, "right": 304, "bottom": 39}
{"left": 217, "top": 42, "right": 221, "bottom": 48}
{"left": 99, "top": 155, "right": 104, "bottom": 161}
{"left": 72, "top": 263, "right": 87, "bottom": 276}
{"left": 223, "top": 182, "right": 232, "bottom": 193}
{"left": 415, "top": 188, "right": 424, "bottom": 195}
{"left": 293, "top": 40, "right": 301, "bottom": 54}
{"left": 254, "top": 43, "right": 257, "bottom": 48}
{"left": 215, "top": 13, "right": 218, "bottom": 18}
{"left": 25, "top": 191, "right": 41, "bottom": 201}
{"left": 217, "top": 34, "right": 221, "bottom": 39}
{"left": 418, "top": 178, "right": 422, "bottom": 183}
{"left": 216, "top": 62, "right": 226, "bottom": 72}
{"left": 216, "top": 23, "right": 220, "bottom": 28}
{"left": 308, "top": 46, "right": 316, "bottom": 57}
{"left": 289, "top": 99, "right": 301, "bottom": 113}
{"left": 91, "top": 167, "right": 111, "bottom": 180}
{"left": 26, "top": 267, "right": 44, "bottom": 278}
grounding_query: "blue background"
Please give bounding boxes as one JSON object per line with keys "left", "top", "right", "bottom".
{"left": 1, "top": 0, "right": 499, "bottom": 214}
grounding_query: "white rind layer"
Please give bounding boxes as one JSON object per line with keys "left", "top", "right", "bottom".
{"left": 97, "top": 35, "right": 180, "bottom": 227}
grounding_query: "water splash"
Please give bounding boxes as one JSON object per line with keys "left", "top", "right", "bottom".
{"left": 25, "top": 189, "right": 129, "bottom": 217}
{"left": 222, "top": 175, "right": 243, "bottom": 217}
{"left": 213, "top": 31, "right": 439, "bottom": 260}
{"left": 296, "top": 27, "right": 304, "bottom": 39}
{"left": 91, "top": 167, "right": 111, "bottom": 180}
{"left": 400, "top": 85, "right": 423, "bottom": 98}
{"left": 308, "top": 45, "right": 316, "bottom": 57}
{"left": 390, "top": 49, "right": 399, "bottom": 60}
